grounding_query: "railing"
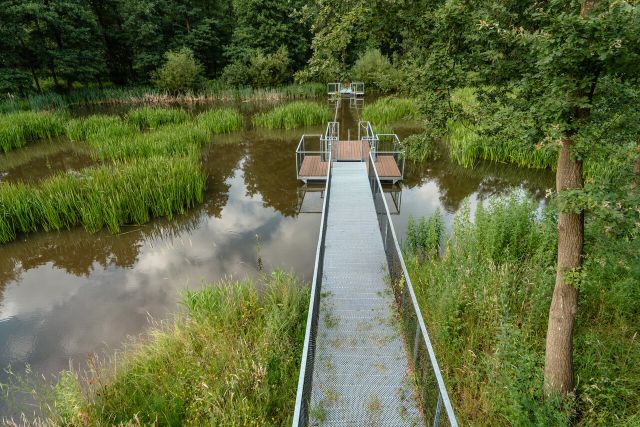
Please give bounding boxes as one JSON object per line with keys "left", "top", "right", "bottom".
{"left": 292, "top": 145, "right": 332, "bottom": 427}
{"left": 327, "top": 82, "right": 365, "bottom": 96}
{"left": 327, "top": 82, "right": 341, "bottom": 96}
{"left": 351, "top": 81, "right": 365, "bottom": 96}
{"left": 367, "top": 152, "right": 458, "bottom": 427}
{"left": 324, "top": 121, "right": 339, "bottom": 161}
{"left": 296, "top": 134, "right": 331, "bottom": 180}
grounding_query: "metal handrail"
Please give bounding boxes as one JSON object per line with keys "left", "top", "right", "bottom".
{"left": 292, "top": 145, "right": 332, "bottom": 427}
{"left": 367, "top": 152, "right": 458, "bottom": 426}
{"left": 296, "top": 135, "right": 331, "bottom": 179}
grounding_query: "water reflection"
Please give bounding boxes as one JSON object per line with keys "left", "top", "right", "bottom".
{"left": 0, "top": 99, "right": 554, "bottom": 417}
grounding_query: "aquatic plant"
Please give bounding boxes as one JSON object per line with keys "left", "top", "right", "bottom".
{"left": 126, "top": 106, "right": 190, "bottom": 129}
{"left": 0, "top": 111, "right": 67, "bottom": 152}
{"left": 361, "top": 97, "right": 419, "bottom": 125}
{"left": 66, "top": 115, "right": 132, "bottom": 141}
{"left": 252, "top": 101, "right": 331, "bottom": 129}
{"left": 49, "top": 271, "right": 307, "bottom": 425}
{"left": 0, "top": 157, "right": 205, "bottom": 243}
{"left": 196, "top": 108, "right": 244, "bottom": 134}
{"left": 85, "top": 123, "right": 208, "bottom": 161}
{"left": 401, "top": 133, "right": 440, "bottom": 162}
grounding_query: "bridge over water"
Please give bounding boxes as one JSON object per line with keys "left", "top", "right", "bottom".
{"left": 292, "top": 100, "right": 458, "bottom": 426}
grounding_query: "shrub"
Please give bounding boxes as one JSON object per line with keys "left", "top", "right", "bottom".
{"left": 350, "top": 49, "right": 402, "bottom": 93}
{"left": 0, "top": 111, "right": 67, "bottom": 152}
{"left": 126, "top": 106, "right": 190, "bottom": 129}
{"left": 196, "top": 108, "right": 244, "bottom": 134}
{"left": 253, "top": 101, "right": 331, "bottom": 129}
{"left": 49, "top": 271, "right": 308, "bottom": 426}
{"left": 152, "top": 47, "right": 205, "bottom": 94}
{"left": 249, "top": 46, "right": 291, "bottom": 88}
{"left": 361, "top": 97, "right": 418, "bottom": 125}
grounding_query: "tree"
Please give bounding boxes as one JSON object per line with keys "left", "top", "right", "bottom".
{"left": 152, "top": 48, "right": 204, "bottom": 94}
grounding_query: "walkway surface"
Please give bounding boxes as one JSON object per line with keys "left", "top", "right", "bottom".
{"left": 310, "top": 162, "right": 422, "bottom": 426}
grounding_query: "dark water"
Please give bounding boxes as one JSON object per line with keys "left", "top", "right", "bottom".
{"left": 0, "top": 98, "right": 554, "bottom": 416}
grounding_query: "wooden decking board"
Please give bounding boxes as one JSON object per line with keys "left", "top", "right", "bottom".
{"left": 336, "top": 140, "right": 369, "bottom": 161}
{"left": 299, "top": 156, "right": 329, "bottom": 177}
{"left": 374, "top": 155, "right": 401, "bottom": 178}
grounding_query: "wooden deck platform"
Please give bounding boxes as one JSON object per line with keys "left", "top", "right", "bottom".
{"left": 299, "top": 152, "right": 401, "bottom": 181}
{"left": 336, "top": 140, "right": 369, "bottom": 161}
{"left": 299, "top": 156, "right": 329, "bottom": 179}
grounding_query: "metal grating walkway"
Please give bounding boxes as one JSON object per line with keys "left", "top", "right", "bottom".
{"left": 310, "top": 162, "right": 423, "bottom": 426}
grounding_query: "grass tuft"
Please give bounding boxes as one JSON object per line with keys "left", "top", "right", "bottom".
{"left": 0, "top": 111, "right": 67, "bottom": 152}
{"left": 195, "top": 108, "right": 244, "bottom": 133}
{"left": 362, "top": 97, "right": 419, "bottom": 125}
{"left": 47, "top": 271, "right": 308, "bottom": 426}
{"left": 65, "top": 115, "right": 132, "bottom": 141}
{"left": 252, "top": 102, "right": 331, "bottom": 129}
{"left": 126, "top": 106, "right": 190, "bottom": 129}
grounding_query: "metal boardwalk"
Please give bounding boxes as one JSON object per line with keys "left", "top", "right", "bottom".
{"left": 310, "top": 162, "right": 422, "bottom": 426}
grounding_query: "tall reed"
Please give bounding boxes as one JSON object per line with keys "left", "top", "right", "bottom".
{"left": 126, "top": 106, "right": 190, "bottom": 129}
{"left": 0, "top": 157, "right": 206, "bottom": 243}
{"left": 195, "top": 108, "right": 244, "bottom": 133}
{"left": 66, "top": 115, "right": 132, "bottom": 141}
{"left": 48, "top": 271, "right": 307, "bottom": 425}
{"left": 361, "top": 97, "right": 419, "bottom": 125}
{"left": 0, "top": 111, "right": 67, "bottom": 152}
{"left": 252, "top": 101, "right": 331, "bottom": 129}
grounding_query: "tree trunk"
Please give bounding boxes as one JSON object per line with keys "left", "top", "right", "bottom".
{"left": 544, "top": 138, "right": 584, "bottom": 397}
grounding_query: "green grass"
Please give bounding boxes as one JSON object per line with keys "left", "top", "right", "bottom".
{"left": 406, "top": 193, "right": 640, "bottom": 426}
{"left": 66, "top": 115, "right": 133, "bottom": 141}
{"left": 0, "top": 157, "right": 205, "bottom": 243}
{"left": 0, "top": 111, "right": 67, "bottom": 152}
{"left": 86, "top": 123, "right": 208, "bottom": 161}
{"left": 195, "top": 108, "right": 244, "bottom": 133}
{"left": 401, "top": 133, "right": 440, "bottom": 162}
{"left": 126, "top": 106, "right": 190, "bottom": 129}
{"left": 252, "top": 101, "right": 331, "bottom": 129}
{"left": 48, "top": 271, "right": 308, "bottom": 426}
{"left": 361, "top": 97, "right": 419, "bottom": 125}
{"left": 446, "top": 88, "right": 556, "bottom": 169}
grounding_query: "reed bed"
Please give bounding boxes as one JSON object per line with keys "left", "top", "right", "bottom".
{"left": 65, "top": 115, "right": 133, "bottom": 141}
{"left": 252, "top": 101, "right": 331, "bottom": 129}
{"left": 0, "top": 111, "right": 67, "bottom": 152}
{"left": 361, "top": 97, "right": 419, "bottom": 125}
{"left": 195, "top": 108, "right": 244, "bottom": 133}
{"left": 0, "top": 157, "right": 205, "bottom": 243}
{"left": 47, "top": 271, "right": 307, "bottom": 425}
{"left": 126, "top": 106, "right": 190, "bottom": 129}
{"left": 85, "top": 123, "right": 208, "bottom": 161}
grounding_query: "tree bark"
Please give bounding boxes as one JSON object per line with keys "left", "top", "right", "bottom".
{"left": 544, "top": 138, "right": 584, "bottom": 397}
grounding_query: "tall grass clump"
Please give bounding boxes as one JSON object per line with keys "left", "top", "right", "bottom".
{"left": 0, "top": 111, "right": 67, "bottom": 152}
{"left": 195, "top": 108, "right": 244, "bottom": 133}
{"left": 447, "top": 87, "right": 556, "bottom": 169}
{"left": 65, "top": 115, "right": 133, "bottom": 141}
{"left": 252, "top": 101, "right": 331, "bottom": 129}
{"left": 405, "top": 210, "right": 443, "bottom": 260}
{"left": 401, "top": 133, "right": 440, "bottom": 162}
{"left": 86, "top": 123, "right": 208, "bottom": 161}
{"left": 47, "top": 271, "right": 308, "bottom": 426}
{"left": 361, "top": 97, "right": 418, "bottom": 125}
{"left": 0, "top": 157, "right": 205, "bottom": 243}
{"left": 406, "top": 191, "right": 640, "bottom": 425}
{"left": 126, "top": 106, "right": 190, "bottom": 129}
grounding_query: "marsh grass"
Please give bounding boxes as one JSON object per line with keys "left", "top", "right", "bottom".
{"left": 361, "top": 97, "right": 418, "bottom": 125}
{"left": 66, "top": 115, "right": 133, "bottom": 141}
{"left": 447, "top": 88, "right": 556, "bottom": 169}
{"left": 0, "top": 111, "right": 67, "bottom": 152}
{"left": 126, "top": 106, "right": 190, "bottom": 129}
{"left": 46, "top": 271, "right": 307, "bottom": 426}
{"left": 195, "top": 108, "right": 244, "bottom": 133}
{"left": 0, "top": 157, "right": 205, "bottom": 243}
{"left": 86, "top": 123, "right": 208, "bottom": 161}
{"left": 401, "top": 133, "right": 440, "bottom": 162}
{"left": 252, "top": 101, "right": 331, "bottom": 129}
{"left": 407, "top": 193, "right": 640, "bottom": 425}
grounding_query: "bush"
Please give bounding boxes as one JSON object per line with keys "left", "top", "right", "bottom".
{"left": 250, "top": 46, "right": 291, "bottom": 88}
{"left": 350, "top": 49, "right": 402, "bottom": 93}
{"left": 152, "top": 48, "right": 205, "bottom": 94}
{"left": 49, "top": 271, "right": 308, "bottom": 426}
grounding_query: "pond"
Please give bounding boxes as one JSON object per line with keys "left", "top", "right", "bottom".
{"left": 0, "top": 98, "right": 554, "bottom": 416}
